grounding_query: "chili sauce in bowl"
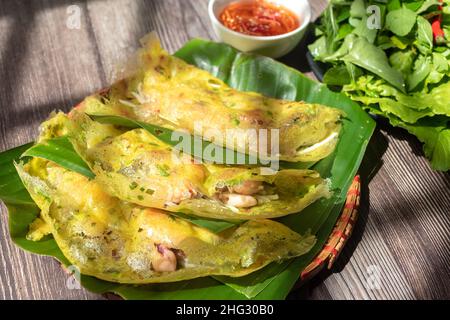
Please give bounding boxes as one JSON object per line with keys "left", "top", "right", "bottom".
{"left": 219, "top": 0, "right": 300, "bottom": 37}
{"left": 209, "top": 0, "right": 311, "bottom": 58}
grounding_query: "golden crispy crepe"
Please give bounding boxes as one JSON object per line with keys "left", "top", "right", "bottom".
{"left": 65, "top": 111, "right": 330, "bottom": 220}
{"left": 77, "top": 34, "right": 343, "bottom": 163}
{"left": 11, "top": 34, "right": 345, "bottom": 285}
{"left": 16, "top": 158, "right": 316, "bottom": 284}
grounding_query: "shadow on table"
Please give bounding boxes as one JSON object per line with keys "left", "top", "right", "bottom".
{"left": 278, "top": 24, "right": 316, "bottom": 74}
{"left": 0, "top": 0, "right": 105, "bottom": 146}
{"left": 376, "top": 117, "right": 427, "bottom": 158}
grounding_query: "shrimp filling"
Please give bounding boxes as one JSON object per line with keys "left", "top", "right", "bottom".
{"left": 152, "top": 244, "right": 181, "bottom": 272}
{"left": 216, "top": 180, "right": 278, "bottom": 209}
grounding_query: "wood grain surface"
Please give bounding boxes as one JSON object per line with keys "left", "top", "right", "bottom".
{"left": 0, "top": 0, "right": 449, "bottom": 300}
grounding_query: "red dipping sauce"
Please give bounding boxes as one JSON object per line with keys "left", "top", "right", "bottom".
{"left": 219, "top": 0, "right": 300, "bottom": 37}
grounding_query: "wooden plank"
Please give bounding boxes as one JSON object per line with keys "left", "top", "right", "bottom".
{"left": 0, "top": 0, "right": 449, "bottom": 300}
{"left": 0, "top": 0, "right": 106, "bottom": 300}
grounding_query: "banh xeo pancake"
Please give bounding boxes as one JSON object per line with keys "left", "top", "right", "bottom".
{"left": 65, "top": 111, "right": 330, "bottom": 220}
{"left": 77, "top": 34, "right": 343, "bottom": 163}
{"left": 16, "top": 158, "right": 316, "bottom": 284}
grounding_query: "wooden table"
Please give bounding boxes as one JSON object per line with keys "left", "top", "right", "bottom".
{"left": 0, "top": 0, "right": 449, "bottom": 300}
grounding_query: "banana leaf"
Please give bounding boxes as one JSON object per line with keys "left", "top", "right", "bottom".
{"left": 87, "top": 114, "right": 256, "bottom": 166}
{"left": 22, "top": 137, "right": 94, "bottom": 179}
{"left": 0, "top": 39, "right": 375, "bottom": 299}
{"left": 88, "top": 112, "right": 313, "bottom": 171}
{"left": 23, "top": 136, "right": 238, "bottom": 233}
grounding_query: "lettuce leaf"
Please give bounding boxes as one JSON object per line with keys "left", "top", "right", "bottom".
{"left": 367, "top": 103, "right": 450, "bottom": 171}
{"left": 396, "top": 120, "right": 450, "bottom": 171}
{"left": 309, "top": 0, "right": 450, "bottom": 171}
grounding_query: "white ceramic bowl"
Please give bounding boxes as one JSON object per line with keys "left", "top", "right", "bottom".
{"left": 208, "top": 0, "right": 311, "bottom": 58}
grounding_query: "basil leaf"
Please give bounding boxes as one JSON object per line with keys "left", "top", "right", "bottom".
{"left": 386, "top": 8, "right": 418, "bottom": 36}
{"left": 416, "top": 16, "right": 434, "bottom": 55}
{"left": 341, "top": 36, "right": 406, "bottom": 91}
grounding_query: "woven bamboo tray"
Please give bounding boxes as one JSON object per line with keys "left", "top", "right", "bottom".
{"left": 299, "top": 175, "right": 361, "bottom": 283}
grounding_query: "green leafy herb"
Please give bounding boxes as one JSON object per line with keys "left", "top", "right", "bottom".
{"left": 156, "top": 164, "right": 170, "bottom": 177}
{"left": 385, "top": 8, "right": 417, "bottom": 37}
{"left": 129, "top": 182, "right": 138, "bottom": 190}
{"left": 309, "top": 0, "right": 450, "bottom": 171}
